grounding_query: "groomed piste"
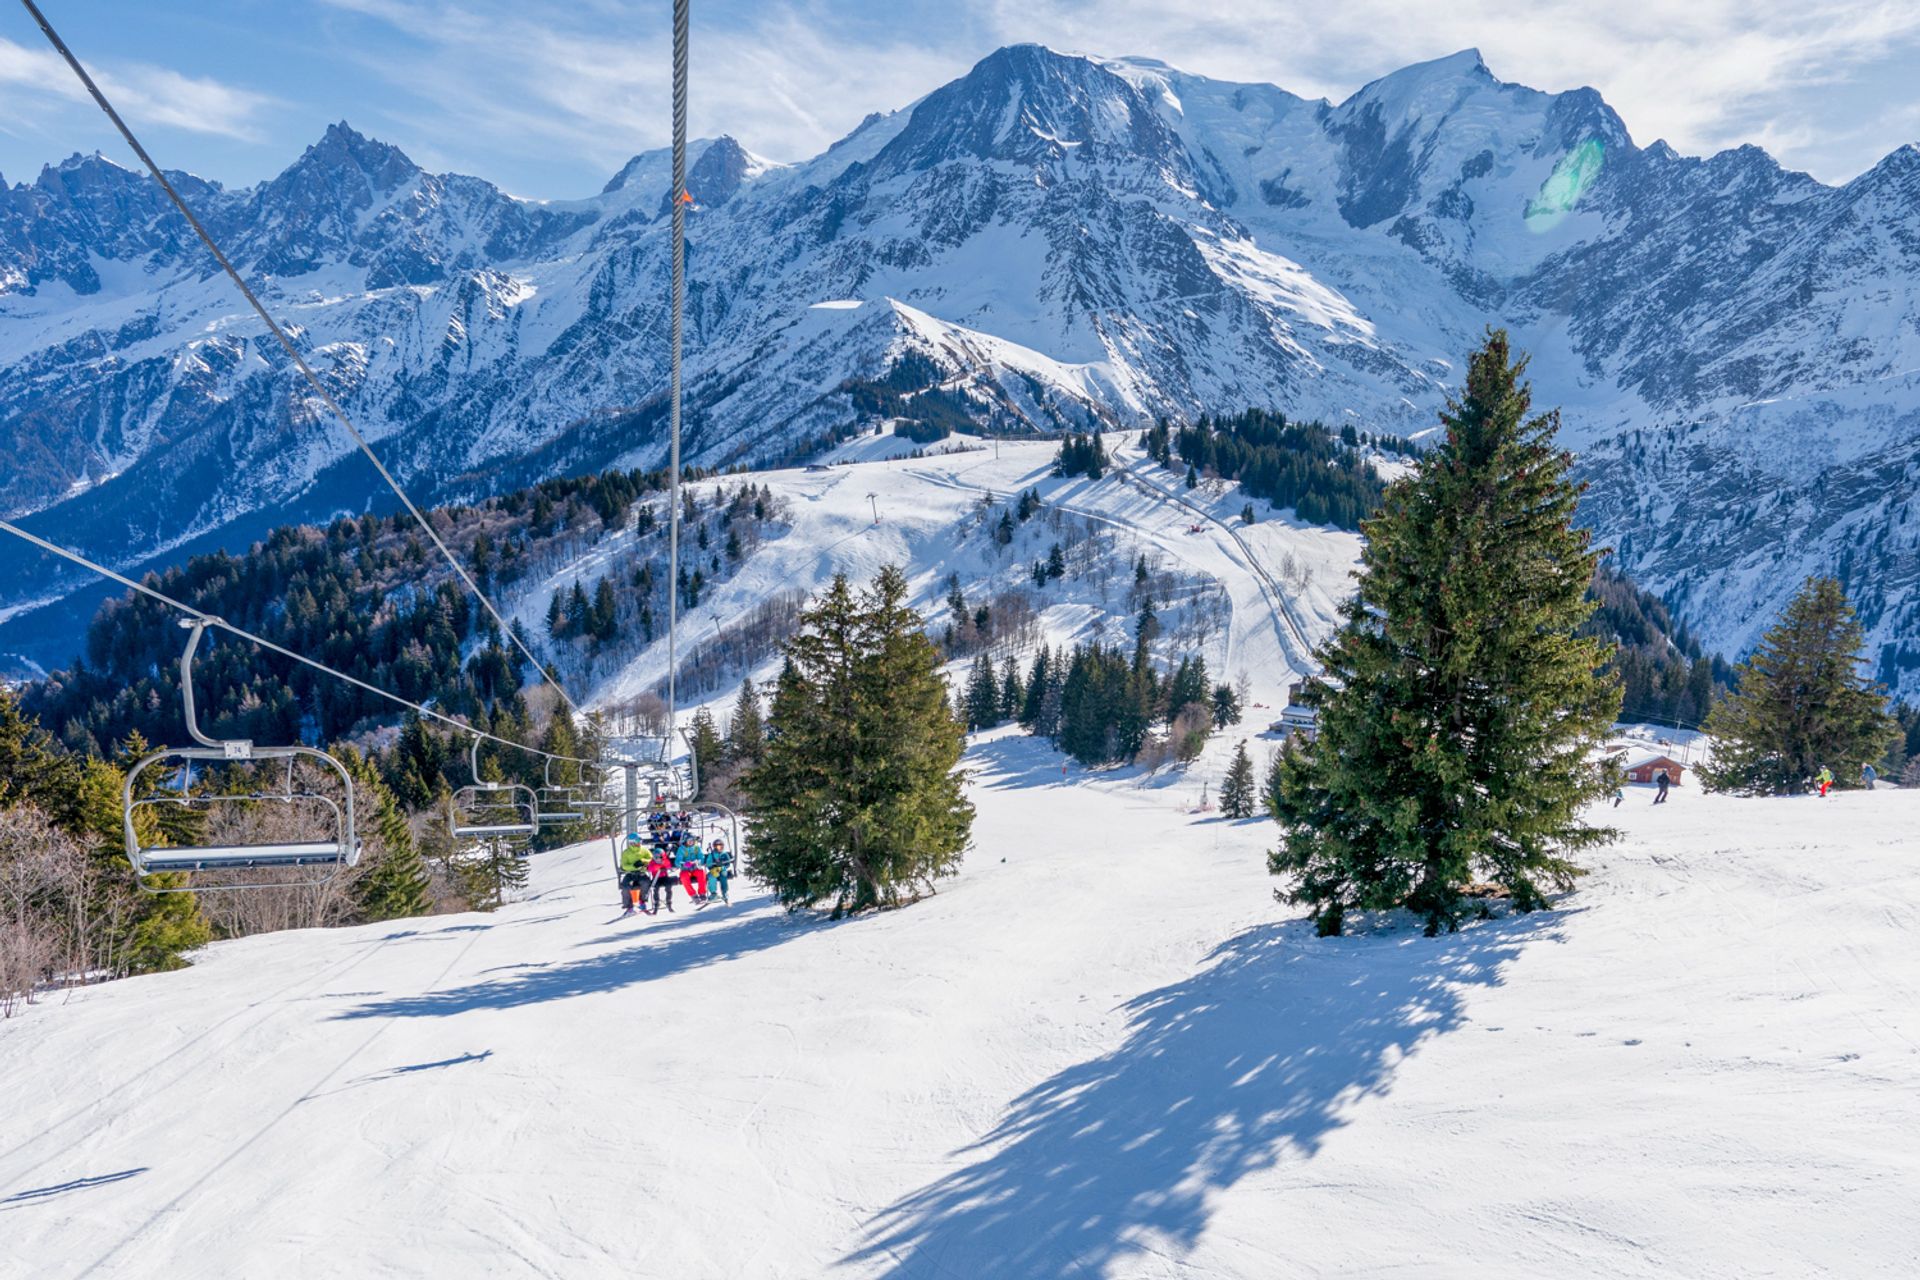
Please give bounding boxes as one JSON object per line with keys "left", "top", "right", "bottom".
{"left": 4, "top": 746, "right": 1916, "bottom": 1277}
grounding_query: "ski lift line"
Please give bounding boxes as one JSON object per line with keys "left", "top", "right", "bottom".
{"left": 664, "top": 0, "right": 690, "bottom": 730}
{"left": 0, "top": 518, "right": 597, "bottom": 770}
{"left": 17, "top": 0, "right": 584, "bottom": 722}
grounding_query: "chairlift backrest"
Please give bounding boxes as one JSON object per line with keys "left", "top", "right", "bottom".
{"left": 451, "top": 736, "right": 537, "bottom": 840}
{"left": 122, "top": 619, "right": 361, "bottom": 892}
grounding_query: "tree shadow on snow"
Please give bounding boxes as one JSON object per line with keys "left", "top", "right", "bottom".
{"left": 331, "top": 903, "right": 812, "bottom": 1020}
{"left": 965, "top": 734, "right": 1083, "bottom": 791}
{"left": 844, "top": 911, "right": 1560, "bottom": 1277}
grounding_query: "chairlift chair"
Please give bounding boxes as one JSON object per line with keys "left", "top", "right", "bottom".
{"left": 122, "top": 619, "right": 361, "bottom": 892}
{"left": 450, "top": 737, "right": 538, "bottom": 840}
{"left": 534, "top": 756, "right": 588, "bottom": 826}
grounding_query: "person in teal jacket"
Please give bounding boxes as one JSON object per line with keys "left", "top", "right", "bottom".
{"left": 677, "top": 825, "right": 710, "bottom": 902}
{"left": 706, "top": 835, "right": 734, "bottom": 905}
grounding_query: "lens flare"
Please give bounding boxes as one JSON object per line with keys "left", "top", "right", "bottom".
{"left": 1525, "top": 138, "right": 1605, "bottom": 233}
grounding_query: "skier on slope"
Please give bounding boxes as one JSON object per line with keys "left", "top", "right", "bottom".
{"left": 1653, "top": 769, "right": 1671, "bottom": 804}
{"left": 1817, "top": 765, "right": 1834, "bottom": 798}
{"left": 618, "top": 834, "right": 651, "bottom": 915}
{"left": 1862, "top": 762, "right": 1878, "bottom": 791}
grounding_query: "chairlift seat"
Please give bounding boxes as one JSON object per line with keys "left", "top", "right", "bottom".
{"left": 121, "top": 620, "right": 363, "bottom": 892}
{"left": 137, "top": 840, "right": 357, "bottom": 871}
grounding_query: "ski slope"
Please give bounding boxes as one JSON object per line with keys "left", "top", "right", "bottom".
{"left": 4, "top": 749, "right": 1918, "bottom": 1278}
{"left": 588, "top": 433, "right": 1360, "bottom": 717}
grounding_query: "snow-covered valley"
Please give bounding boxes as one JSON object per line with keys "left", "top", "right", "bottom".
{"left": 4, "top": 740, "right": 1916, "bottom": 1278}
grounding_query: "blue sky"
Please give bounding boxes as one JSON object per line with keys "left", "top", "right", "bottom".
{"left": 3, "top": 0, "right": 1918, "bottom": 198}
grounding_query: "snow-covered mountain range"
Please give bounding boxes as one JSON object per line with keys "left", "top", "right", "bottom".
{"left": 2, "top": 44, "right": 1918, "bottom": 686}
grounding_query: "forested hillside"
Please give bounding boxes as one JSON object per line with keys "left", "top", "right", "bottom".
{"left": 19, "top": 463, "right": 785, "bottom": 761}
{"left": 1160, "top": 410, "right": 1405, "bottom": 530}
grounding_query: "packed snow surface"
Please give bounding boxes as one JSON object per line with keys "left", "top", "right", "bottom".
{"left": 4, "top": 754, "right": 1917, "bottom": 1277}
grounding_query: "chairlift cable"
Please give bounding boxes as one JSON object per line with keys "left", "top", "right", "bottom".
{"left": 17, "top": 0, "right": 586, "bottom": 722}
{"left": 0, "top": 518, "right": 596, "bottom": 769}
{"left": 664, "top": 0, "right": 690, "bottom": 737}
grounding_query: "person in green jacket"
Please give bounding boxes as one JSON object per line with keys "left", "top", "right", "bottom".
{"left": 1817, "top": 765, "right": 1834, "bottom": 797}
{"left": 618, "top": 833, "right": 652, "bottom": 914}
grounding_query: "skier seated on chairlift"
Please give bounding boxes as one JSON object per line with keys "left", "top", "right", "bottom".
{"left": 678, "top": 825, "right": 711, "bottom": 903}
{"left": 618, "top": 833, "right": 652, "bottom": 914}
{"left": 645, "top": 842, "right": 678, "bottom": 913}
{"left": 705, "top": 836, "right": 733, "bottom": 904}
{"left": 647, "top": 807, "right": 674, "bottom": 849}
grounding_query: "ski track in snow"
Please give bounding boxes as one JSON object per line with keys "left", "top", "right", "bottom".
{"left": 3, "top": 756, "right": 1919, "bottom": 1278}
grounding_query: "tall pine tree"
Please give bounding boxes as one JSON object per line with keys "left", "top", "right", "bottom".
{"left": 340, "top": 746, "right": 432, "bottom": 921}
{"left": 1698, "top": 576, "right": 1897, "bottom": 795}
{"left": 688, "top": 706, "right": 726, "bottom": 794}
{"left": 744, "top": 567, "right": 972, "bottom": 917}
{"left": 1271, "top": 331, "right": 1622, "bottom": 935}
{"left": 1220, "top": 741, "right": 1257, "bottom": 818}
{"left": 964, "top": 654, "right": 1002, "bottom": 731}
{"left": 726, "top": 676, "right": 766, "bottom": 767}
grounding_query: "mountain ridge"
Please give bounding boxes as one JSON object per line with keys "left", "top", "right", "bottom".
{"left": 2, "top": 44, "right": 1918, "bottom": 690}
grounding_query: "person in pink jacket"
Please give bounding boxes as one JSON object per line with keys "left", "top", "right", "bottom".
{"left": 645, "top": 845, "right": 677, "bottom": 914}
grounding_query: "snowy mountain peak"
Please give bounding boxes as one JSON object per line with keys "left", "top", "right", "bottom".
{"left": 1338, "top": 48, "right": 1497, "bottom": 123}
{"left": 677, "top": 134, "right": 757, "bottom": 210}
{"left": 871, "top": 44, "right": 1188, "bottom": 178}
{"left": 274, "top": 121, "right": 422, "bottom": 195}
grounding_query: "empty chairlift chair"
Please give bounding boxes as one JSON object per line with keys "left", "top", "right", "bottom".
{"left": 534, "top": 756, "right": 589, "bottom": 828}
{"left": 450, "top": 737, "right": 539, "bottom": 841}
{"left": 122, "top": 619, "right": 361, "bottom": 892}
{"left": 572, "top": 763, "right": 619, "bottom": 832}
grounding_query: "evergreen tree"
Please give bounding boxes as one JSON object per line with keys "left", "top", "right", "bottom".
{"left": 388, "top": 712, "right": 446, "bottom": 810}
{"left": 1220, "top": 741, "right": 1257, "bottom": 818}
{"left": 726, "top": 677, "right": 765, "bottom": 767}
{"left": 688, "top": 706, "right": 727, "bottom": 792}
{"left": 1263, "top": 747, "right": 1286, "bottom": 816}
{"left": 341, "top": 747, "right": 432, "bottom": 921}
{"left": 591, "top": 578, "right": 619, "bottom": 643}
{"left": 999, "top": 655, "right": 1025, "bottom": 724}
{"left": 744, "top": 567, "right": 972, "bottom": 916}
{"left": 1697, "top": 576, "right": 1898, "bottom": 795}
{"left": 1211, "top": 683, "right": 1242, "bottom": 727}
{"left": 1021, "top": 647, "right": 1051, "bottom": 728}
{"left": 0, "top": 692, "right": 210, "bottom": 971}
{"left": 1165, "top": 655, "right": 1210, "bottom": 723}
{"left": 1046, "top": 543, "right": 1066, "bottom": 580}
{"left": 1270, "top": 332, "right": 1622, "bottom": 936}
{"left": 964, "top": 653, "right": 1002, "bottom": 731}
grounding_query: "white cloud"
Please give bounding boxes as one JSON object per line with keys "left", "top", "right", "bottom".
{"left": 312, "top": 0, "right": 1920, "bottom": 190}
{"left": 0, "top": 36, "right": 273, "bottom": 144}
{"left": 316, "top": 0, "right": 960, "bottom": 179}
{"left": 975, "top": 0, "right": 1920, "bottom": 181}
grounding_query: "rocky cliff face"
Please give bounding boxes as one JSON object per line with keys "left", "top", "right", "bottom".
{"left": 2, "top": 45, "right": 1917, "bottom": 690}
